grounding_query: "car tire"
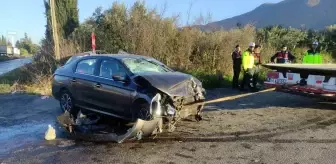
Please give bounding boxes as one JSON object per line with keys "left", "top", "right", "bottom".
{"left": 59, "top": 90, "right": 78, "bottom": 117}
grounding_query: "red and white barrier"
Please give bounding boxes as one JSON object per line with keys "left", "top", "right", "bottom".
{"left": 264, "top": 71, "right": 336, "bottom": 94}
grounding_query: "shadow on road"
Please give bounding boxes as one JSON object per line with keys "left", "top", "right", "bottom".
{"left": 204, "top": 88, "right": 336, "bottom": 111}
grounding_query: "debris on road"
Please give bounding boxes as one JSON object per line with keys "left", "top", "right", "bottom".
{"left": 57, "top": 140, "right": 76, "bottom": 148}
{"left": 41, "top": 95, "right": 50, "bottom": 100}
{"left": 45, "top": 124, "right": 56, "bottom": 140}
{"left": 57, "top": 111, "right": 163, "bottom": 143}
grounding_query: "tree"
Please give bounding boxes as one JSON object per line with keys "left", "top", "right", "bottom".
{"left": 0, "top": 35, "right": 6, "bottom": 45}
{"left": 44, "top": 0, "right": 79, "bottom": 59}
{"left": 45, "top": 0, "right": 79, "bottom": 40}
{"left": 16, "top": 33, "right": 40, "bottom": 55}
{"left": 257, "top": 26, "right": 307, "bottom": 50}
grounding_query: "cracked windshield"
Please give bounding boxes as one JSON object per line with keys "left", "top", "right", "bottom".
{"left": 123, "top": 58, "right": 170, "bottom": 73}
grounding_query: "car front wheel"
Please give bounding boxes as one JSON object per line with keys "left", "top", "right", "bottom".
{"left": 60, "top": 90, "right": 78, "bottom": 116}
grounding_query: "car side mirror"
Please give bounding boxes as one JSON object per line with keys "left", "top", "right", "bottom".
{"left": 112, "top": 74, "right": 129, "bottom": 82}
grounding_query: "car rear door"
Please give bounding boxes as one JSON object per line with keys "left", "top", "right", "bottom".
{"left": 72, "top": 58, "right": 99, "bottom": 108}
{"left": 93, "top": 58, "right": 134, "bottom": 117}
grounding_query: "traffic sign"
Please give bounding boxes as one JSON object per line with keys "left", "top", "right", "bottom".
{"left": 91, "top": 32, "right": 96, "bottom": 53}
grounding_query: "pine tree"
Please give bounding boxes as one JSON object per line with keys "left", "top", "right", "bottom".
{"left": 44, "top": 0, "right": 79, "bottom": 59}
{"left": 45, "top": 0, "right": 79, "bottom": 40}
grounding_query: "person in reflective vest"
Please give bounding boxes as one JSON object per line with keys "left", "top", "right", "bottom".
{"left": 232, "top": 45, "right": 242, "bottom": 89}
{"left": 303, "top": 41, "right": 322, "bottom": 64}
{"left": 270, "top": 45, "right": 295, "bottom": 63}
{"left": 240, "top": 42, "right": 255, "bottom": 91}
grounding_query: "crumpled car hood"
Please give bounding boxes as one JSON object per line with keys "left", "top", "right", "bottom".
{"left": 135, "top": 71, "right": 205, "bottom": 97}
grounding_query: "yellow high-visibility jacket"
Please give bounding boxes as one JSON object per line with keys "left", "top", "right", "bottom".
{"left": 302, "top": 50, "right": 322, "bottom": 64}
{"left": 242, "top": 50, "right": 255, "bottom": 70}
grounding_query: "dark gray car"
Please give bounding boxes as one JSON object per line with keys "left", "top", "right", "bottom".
{"left": 52, "top": 54, "right": 206, "bottom": 123}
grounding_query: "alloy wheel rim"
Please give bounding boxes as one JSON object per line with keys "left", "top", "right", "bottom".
{"left": 61, "top": 93, "right": 72, "bottom": 112}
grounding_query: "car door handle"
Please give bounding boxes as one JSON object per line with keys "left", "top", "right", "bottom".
{"left": 72, "top": 78, "right": 77, "bottom": 82}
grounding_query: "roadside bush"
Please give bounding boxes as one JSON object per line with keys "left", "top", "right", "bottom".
{"left": 0, "top": 62, "right": 54, "bottom": 95}
{"left": 182, "top": 69, "right": 232, "bottom": 89}
{"left": 20, "top": 48, "right": 30, "bottom": 57}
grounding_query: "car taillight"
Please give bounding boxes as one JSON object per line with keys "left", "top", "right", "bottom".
{"left": 267, "top": 72, "right": 279, "bottom": 79}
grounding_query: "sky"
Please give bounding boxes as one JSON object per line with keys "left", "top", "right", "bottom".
{"left": 0, "top": 0, "right": 283, "bottom": 44}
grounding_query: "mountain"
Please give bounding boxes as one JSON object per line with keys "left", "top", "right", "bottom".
{"left": 202, "top": 0, "right": 336, "bottom": 30}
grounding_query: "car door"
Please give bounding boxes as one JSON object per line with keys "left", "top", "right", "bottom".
{"left": 72, "top": 58, "right": 99, "bottom": 108}
{"left": 93, "top": 59, "right": 134, "bottom": 117}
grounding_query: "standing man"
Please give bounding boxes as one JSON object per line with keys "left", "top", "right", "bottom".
{"left": 299, "top": 41, "right": 323, "bottom": 85}
{"left": 303, "top": 41, "right": 322, "bottom": 64}
{"left": 252, "top": 45, "right": 262, "bottom": 91}
{"left": 271, "top": 45, "right": 296, "bottom": 63}
{"left": 240, "top": 42, "right": 255, "bottom": 91}
{"left": 232, "top": 45, "right": 242, "bottom": 88}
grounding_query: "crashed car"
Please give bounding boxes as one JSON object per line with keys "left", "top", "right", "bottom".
{"left": 52, "top": 54, "right": 206, "bottom": 132}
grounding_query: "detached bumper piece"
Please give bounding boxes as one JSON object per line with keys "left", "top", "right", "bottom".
{"left": 57, "top": 111, "right": 162, "bottom": 143}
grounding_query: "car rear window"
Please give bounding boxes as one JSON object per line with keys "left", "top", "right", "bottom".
{"left": 75, "top": 59, "right": 97, "bottom": 75}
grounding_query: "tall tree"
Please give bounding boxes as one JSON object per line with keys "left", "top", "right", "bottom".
{"left": 44, "top": 0, "right": 79, "bottom": 59}
{"left": 0, "top": 35, "right": 6, "bottom": 45}
{"left": 16, "top": 33, "right": 40, "bottom": 55}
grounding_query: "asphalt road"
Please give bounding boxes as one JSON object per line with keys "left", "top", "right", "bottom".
{"left": 0, "top": 57, "right": 32, "bottom": 75}
{"left": 1, "top": 89, "right": 336, "bottom": 163}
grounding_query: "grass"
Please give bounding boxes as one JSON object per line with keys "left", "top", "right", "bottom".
{"left": 0, "top": 62, "right": 53, "bottom": 95}
{"left": 183, "top": 70, "right": 233, "bottom": 89}
{"left": 0, "top": 84, "right": 12, "bottom": 93}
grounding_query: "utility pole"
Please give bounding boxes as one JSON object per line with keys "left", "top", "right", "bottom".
{"left": 50, "top": 0, "right": 60, "bottom": 60}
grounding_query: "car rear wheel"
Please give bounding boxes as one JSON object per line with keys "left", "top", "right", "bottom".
{"left": 60, "top": 90, "right": 78, "bottom": 116}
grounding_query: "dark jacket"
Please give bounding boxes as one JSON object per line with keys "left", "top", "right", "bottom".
{"left": 271, "top": 51, "right": 295, "bottom": 63}
{"left": 232, "top": 50, "right": 242, "bottom": 67}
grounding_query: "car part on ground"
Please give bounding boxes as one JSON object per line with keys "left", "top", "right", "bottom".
{"left": 57, "top": 111, "right": 163, "bottom": 143}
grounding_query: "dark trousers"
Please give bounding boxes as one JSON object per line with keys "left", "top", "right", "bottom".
{"left": 232, "top": 65, "right": 241, "bottom": 88}
{"left": 240, "top": 67, "right": 259, "bottom": 89}
{"left": 252, "top": 66, "right": 260, "bottom": 88}
{"left": 252, "top": 71, "right": 259, "bottom": 88}
{"left": 240, "top": 69, "right": 253, "bottom": 89}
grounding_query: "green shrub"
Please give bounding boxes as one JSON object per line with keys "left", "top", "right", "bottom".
{"left": 183, "top": 70, "right": 232, "bottom": 89}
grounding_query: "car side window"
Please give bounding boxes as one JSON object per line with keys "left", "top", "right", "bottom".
{"left": 75, "top": 59, "right": 97, "bottom": 75}
{"left": 99, "top": 60, "right": 127, "bottom": 79}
